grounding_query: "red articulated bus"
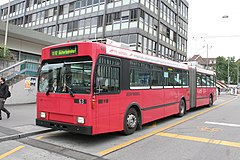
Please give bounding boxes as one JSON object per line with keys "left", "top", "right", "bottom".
{"left": 36, "top": 40, "right": 217, "bottom": 135}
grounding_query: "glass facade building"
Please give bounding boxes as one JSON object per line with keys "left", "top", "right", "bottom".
{"left": 0, "top": 0, "right": 188, "bottom": 61}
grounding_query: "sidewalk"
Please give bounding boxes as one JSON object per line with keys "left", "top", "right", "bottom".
{"left": 0, "top": 103, "right": 52, "bottom": 142}
{"left": 218, "top": 91, "right": 239, "bottom": 97}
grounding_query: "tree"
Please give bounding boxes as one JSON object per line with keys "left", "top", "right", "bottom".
{"left": 0, "top": 44, "right": 11, "bottom": 60}
{"left": 236, "top": 59, "right": 240, "bottom": 84}
{"left": 215, "top": 56, "right": 238, "bottom": 84}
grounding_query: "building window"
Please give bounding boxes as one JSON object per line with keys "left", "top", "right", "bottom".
{"left": 166, "top": 28, "right": 170, "bottom": 38}
{"left": 130, "top": 9, "right": 137, "bottom": 21}
{"left": 93, "top": 0, "right": 99, "bottom": 4}
{"left": 81, "top": 0, "right": 87, "bottom": 7}
{"left": 75, "top": 1, "right": 80, "bottom": 9}
{"left": 79, "top": 19, "right": 85, "bottom": 35}
{"left": 69, "top": 2, "right": 74, "bottom": 13}
{"left": 66, "top": 21, "right": 73, "bottom": 32}
{"left": 59, "top": 5, "right": 63, "bottom": 15}
{"left": 97, "top": 15, "right": 103, "bottom": 27}
{"left": 91, "top": 17, "right": 97, "bottom": 33}
{"left": 106, "top": 14, "right": 113, "bottom": 25}
{"left": 87, "top": 0, "right": 92, "bottom": 6}
{"left": 63, "top": 4, "right": 69, "bottom": 14}
{"left": 113, "top": 12, "right": 121, "bottom": 23}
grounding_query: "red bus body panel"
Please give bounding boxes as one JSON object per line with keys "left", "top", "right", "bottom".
{"left": 196, "top": 87, "right": 216, "bottom": 107}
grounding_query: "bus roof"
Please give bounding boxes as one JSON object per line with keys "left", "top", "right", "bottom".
{"left": 42, "top": 41, "right": 82, "bottom": 50}
{"left": 42, "top": 41, "right": 189, "bottom": 70}
{"left": 105, "top": 44, "right": 189, "bottom": 70}
{"left": 196, "top": 67, "right": 216, "bottom": 75}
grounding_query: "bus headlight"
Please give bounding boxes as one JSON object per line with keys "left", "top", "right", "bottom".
{"left": 76, "top": 116, "right": 85, "bottom": 124}
{"left": 40, "top": 112, "right": 46, "bottom": 118}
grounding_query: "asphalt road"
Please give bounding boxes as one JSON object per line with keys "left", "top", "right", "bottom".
{"left": 0, "top": 94, "right": 239, "bottom": 160}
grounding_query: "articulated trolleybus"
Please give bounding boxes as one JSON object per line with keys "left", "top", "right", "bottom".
{"left": 36, "top": 40, "right": 217, "bottom": 135}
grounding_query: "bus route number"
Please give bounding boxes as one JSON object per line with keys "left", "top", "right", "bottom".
{"left": 74, "top": 99, "right": 86, "bottom": 104}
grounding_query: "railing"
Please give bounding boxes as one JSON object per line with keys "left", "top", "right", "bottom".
{"left": 0, "top": 59, "right": 16, "bottom": 70}
{"left": 0, "top": 60, "right": 40, "bottom": 85}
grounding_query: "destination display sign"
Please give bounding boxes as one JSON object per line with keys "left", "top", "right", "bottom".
{"left": 50, "top": 45, "right": 78, "bottom": 57}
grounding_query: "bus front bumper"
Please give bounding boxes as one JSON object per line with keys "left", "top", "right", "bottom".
{"left": 36, "top": 119, "right": 92, "bottom": 135}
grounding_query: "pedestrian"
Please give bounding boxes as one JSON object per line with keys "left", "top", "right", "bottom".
{"left": 217, "top": 87, "right": 221, "bottom": 95}
{"left": 0, "top": 77, "right": 10, "bottom": 120}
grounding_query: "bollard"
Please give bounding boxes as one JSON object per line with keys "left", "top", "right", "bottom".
{"left": 234, "top": 88, "right": 238, "bottom": 96}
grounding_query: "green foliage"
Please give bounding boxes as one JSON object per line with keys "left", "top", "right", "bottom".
{"left": 0, "top": 44, "right": 11, "bottom": 60}
{"left": 215, "top": 56, "right": 238, "bottom": 84}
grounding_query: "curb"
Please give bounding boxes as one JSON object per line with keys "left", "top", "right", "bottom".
{"left": 0, "top": 128, "right": 53, "bottom": 142}
{"left": 5, "top": 102, "right": 36, "bottom": 107}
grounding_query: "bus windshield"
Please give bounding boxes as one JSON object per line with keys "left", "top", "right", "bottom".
{"left": 39, "top": 60, "right": 92, "bottom": 94}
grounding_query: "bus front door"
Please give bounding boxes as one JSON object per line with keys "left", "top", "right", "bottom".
{"left": 95, "top": 94, "right": 110, "bottom": 134}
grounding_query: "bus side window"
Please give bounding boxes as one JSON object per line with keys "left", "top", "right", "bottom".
{"left": 95, "top": 73, "right": 106, "bottom": 92}
{"left": 197, "top": 73, "right": 201, "bottom": 86}
{"left": 94, "top": 58, "right": 120, "bottom": 93}
{"left": 182, "top": 71, "right": 189, "bottom": 86}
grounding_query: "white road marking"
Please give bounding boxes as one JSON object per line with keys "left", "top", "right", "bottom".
{"left": 205, "top": 121, "right": 240, "bottom": 128}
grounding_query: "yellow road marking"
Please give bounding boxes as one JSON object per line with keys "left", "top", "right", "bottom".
{"left": 0, "top": 146, "right": 25, "bottom": 159}
{"left": 198, "top": 126, "right": 222, "bottom": 132}
{"left": 144, "top": 122, "right": 157, "bottom": 129}
{"left": 157, "top": 132, "right": 240, "bottom": 148}
{"left": 99, "top": 97, "right": 238, "bottom": 156}
{"left": 36, "top": 136, "right": 44, "bottom": 140}
{"left": 35, "top": 132, "right": 65, "bottom": 140}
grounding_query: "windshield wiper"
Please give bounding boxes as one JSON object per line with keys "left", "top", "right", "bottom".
{"left": 65, "top": 84, "right": 75, "bottom": 97}
{"left": 46, "top": 88, "right": 50, "bottom": 96}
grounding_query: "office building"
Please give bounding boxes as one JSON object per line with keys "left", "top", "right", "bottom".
{"left": 0, "top": 0, "right": 188, "bottom": 61}
{"left": 0, "top": 20, "right": 64, "bottom": 76}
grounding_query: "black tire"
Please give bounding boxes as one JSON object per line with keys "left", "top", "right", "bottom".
{"left": 208, "top": 95, "right": 213, "bottom": 107}
{"left": 178, "top": 99, "right": 186, "bottom": 117}
{"left": 122, "top": 108, "right": 138, "bottom": 135}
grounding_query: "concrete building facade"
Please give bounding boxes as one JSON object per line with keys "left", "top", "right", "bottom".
{"left": 0, "top": 0, "right": 188, "bottom": 62}
{"left": 0, "top": 20, "right": 64, "bottom": 70}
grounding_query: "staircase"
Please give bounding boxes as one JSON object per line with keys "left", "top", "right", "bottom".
{"left": 0, "top": 60, "right": 40, "bottom": 86}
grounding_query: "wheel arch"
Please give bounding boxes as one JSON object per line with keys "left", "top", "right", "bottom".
{"left": 124, "top": 102, "right": 142, "bottom": 130}
{"left": 177, "top": 96, "right": 188, "bottom": 117}
{"left": 208, "top": 93, "right": 214, "bottom": 107}
{"left": 180, "top": 96, "right": 187, "bottom": 110}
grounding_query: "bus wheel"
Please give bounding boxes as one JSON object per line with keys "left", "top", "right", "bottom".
{"left": 208, "top": 95, "right": 213, "bottom": 107}
{"left": 178, "top": 99, "right": 186, "bottom": 117}
{"left": 123, "top": 108, "right": 138, "bottom": 135}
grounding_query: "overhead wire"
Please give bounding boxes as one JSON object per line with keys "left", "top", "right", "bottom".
{"left": 202, "top": 35, "right": 240, "bottom": 38}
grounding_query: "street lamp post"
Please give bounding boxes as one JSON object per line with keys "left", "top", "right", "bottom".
{"left": 206, "top": 43, "right": 209, "bottom": 69}
{"left": 200, "top": 37, "right": 211, "bottom": 70}
{"left": 3, "top": 0, "right": 11, "bottom": 57}
{"left": 221, "top": 15, "right": 231, "bottom": 86}
{"left": 228, "top": 57, "right": 230, "bottom": 86}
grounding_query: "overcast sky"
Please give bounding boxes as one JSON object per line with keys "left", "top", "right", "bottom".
{"left": 187, "top": 0, "right": 240, "bottom": 60}
{"left": 1, "top": 0, "right": 240, "bottom": 60}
